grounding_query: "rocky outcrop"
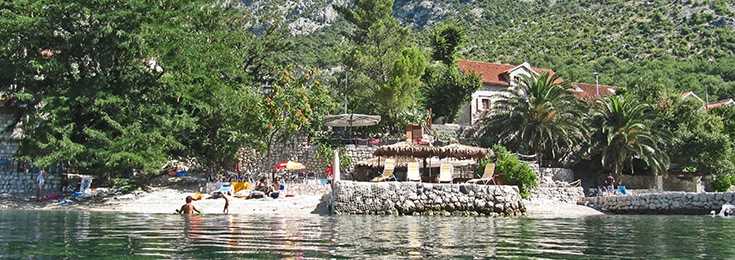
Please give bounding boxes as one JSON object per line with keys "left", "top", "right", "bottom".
{"left": 332, "top": 181, "right": 525, "bottom": 216}
{"left": 581, "top": 192, "right": 735, "bottom": 215}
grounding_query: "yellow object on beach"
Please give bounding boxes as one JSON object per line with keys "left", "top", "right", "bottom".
{"left": 191, "top": 192, "right": 204, "bottom": 201}
{"left": 233, "top": 182, "right": 251, "bottom": 193}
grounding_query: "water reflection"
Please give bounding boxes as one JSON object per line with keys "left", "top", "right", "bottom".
{"left": 0, "top": 211, "right": 733, "bottom": 259}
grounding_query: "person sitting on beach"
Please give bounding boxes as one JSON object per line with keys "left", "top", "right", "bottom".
{"left": 270, "top": 176, "right": 285, "bottom": 199}
{"left": 246, "top": 177, "right": 270, "bottom": 199}
{"left": 255, "top": 177, "right": 272, "bottom": 194}
{"left": 177, "top": 196, "right": 201, "bottom": 215}
{"left": 603, "top": 175, "right": 615, "bottom": 195}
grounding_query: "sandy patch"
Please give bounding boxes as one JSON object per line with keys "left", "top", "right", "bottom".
{"left": 525, "top": 199, "right": 604, "bottom": 218}
{"left": 64, "top": 188, "right": 330, "bottom": 216}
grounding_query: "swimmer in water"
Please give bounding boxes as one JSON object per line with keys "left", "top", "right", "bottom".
{"left": 176, "top": 196, "right": 201, "bottom": 215}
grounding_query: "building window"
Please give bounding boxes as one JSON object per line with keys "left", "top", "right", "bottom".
{"left": 513, "top": 76, "right": 522, "bottom": 84}
{"left": 481, "top": 98, "right": 491, "bottom": 111}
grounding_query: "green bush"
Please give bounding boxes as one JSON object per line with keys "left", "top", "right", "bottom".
{"left": 111, "top": 178, "right": 137, "bottom": 193}
{"left": 491, "top": 145, "right": 539, "bottom": 198}
{"left": 712, "top": 175, "right": 734, "bottom": 192}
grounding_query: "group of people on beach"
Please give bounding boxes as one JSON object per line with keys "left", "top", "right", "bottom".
{"left": 177, "top": 176, "right": 286, "bottom": 215}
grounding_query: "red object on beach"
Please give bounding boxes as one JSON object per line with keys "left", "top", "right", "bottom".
{"left": 325, "top": 164, "right": 333, "bottom": 177}
{"left": 273, "top": 161, "right": 287, "bottom": 171}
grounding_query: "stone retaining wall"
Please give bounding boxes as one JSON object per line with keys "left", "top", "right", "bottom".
{"left": 0, "top": 108, "right": 63, "bottom": 195}
{"left": 0, "top": 171, "right": 63, "bottom": 194}
{"left": 332, "top": 181, "right": 525, "bottom": 216}
{"left": 581, "top": 192, "right": 735, "bottom": 214}
{"left": 531, "top": 186, "right": 584, "bottom": 203}
{"left": 238, "top": 135, "right": 380, "bottom": 179}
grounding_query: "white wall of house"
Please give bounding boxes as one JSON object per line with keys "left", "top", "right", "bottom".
{"left": 470, "top": 85, "right": 507, "bottom": 125}
{"left": 507, "top": 63, "right": 536, "bottom": 86}
{"left": 468, "top": 64, "right": 537, "bottom": 125}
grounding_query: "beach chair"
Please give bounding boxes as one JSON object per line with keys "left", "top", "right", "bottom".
{"left": 467, "top": 163, "right": 496, "bottom": 185}
{"left": 371, "top": 158, "right": 397, "bottom": 182}
{"left": 438, "top": 162, "right": 453, "bottom": 183}
{"left": 406, "top": 161, "right": 421, "bottom": 182}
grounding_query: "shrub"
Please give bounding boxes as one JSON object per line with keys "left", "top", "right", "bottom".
{"left": 491, "top": 145, "right": 538, "bottom": 198}
{"left": 712, "top": 175, "right": 734, "bottom": 192}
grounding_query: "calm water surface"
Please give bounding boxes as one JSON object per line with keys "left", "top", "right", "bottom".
{"left": 0, "top": 210, "right": 733, "bottom": 259}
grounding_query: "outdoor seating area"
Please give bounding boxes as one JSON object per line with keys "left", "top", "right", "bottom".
{"left": 355, "top": 141, "right": 498, "bottom": 185}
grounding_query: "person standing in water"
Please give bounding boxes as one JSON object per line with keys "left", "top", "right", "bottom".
{"left": 177, "top": 196, "right": 201, "bottom": 215}
{"left": 36, "top": 169, "right": 47, "bottom": 201}
{"left": 222, "top": 194, "right": 229, "bottom": 214}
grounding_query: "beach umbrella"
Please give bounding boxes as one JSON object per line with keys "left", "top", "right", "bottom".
{"left": 274, "top": 161, "right": 306, "bottom": 171}
{"left": 438, "top": 143, "right": 492, "bottom": 160}
{"left": 325, "top": 113, "right": 381, "bottom": 127}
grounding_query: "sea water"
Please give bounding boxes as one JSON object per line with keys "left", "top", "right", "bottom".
{"left": 0, "top": 210, "right": 733, "bottom": 259}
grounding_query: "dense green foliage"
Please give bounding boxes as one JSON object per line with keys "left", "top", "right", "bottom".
{"left": 422, "top": 23, "right": 481, "bottom": 123}
{"left": 3, "top": 0, "right": 735, "bottom": 183}
{"left": 0, "top": 1, "right": 333, "bottom": 177}
{"left": 491, "top": 145, "right": 538, "bottom": 198}
{"left": 335, "top": 0, "right": 427, "bottom": 130}
{"left": 712, "top": 174, "right": 734, "bottom": 192}
{"left": 653, "top": 95, "right": 735, "bottom": 176}
{"left": 590, "top": 96, "right": 670, "bottom": 176}
{"left": 476, "top": 73, "right": 587, "bottom": 164}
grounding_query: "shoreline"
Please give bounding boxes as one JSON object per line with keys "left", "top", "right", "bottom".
{"left": 1, "top": 187, "right": 331, "bottom": 216}
{"left": 0, "top": 187, "right": 604, "bottom": 218}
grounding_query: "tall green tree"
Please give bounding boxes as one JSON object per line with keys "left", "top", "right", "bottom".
{"left": 430, "top": 23, "right": 464, "bottom": 65}
{"left": 0, "top": 0, "right": 185, "bottom": 176}
{"left": 590, "top": 95, "right": 670, "bottom": 176}
{"left": 422, "top": 23, "right": 480, "bottom": 123}
{"left": 476, "top": 73, "right": 587, "bottom": 165}
{"left": 0, "top": 0, "right": 273, "bottom": 177}
{"left": 335, "top": 0, "right": 427, "bottom": 130}
{"left": 422, "top": 65, "right": 480, "bottom": 123}
{"left": 654, "top": 96, "right": 735, "bottom": 176}
{"left": 260, "top": 69, "right": 335, "bottom": 178}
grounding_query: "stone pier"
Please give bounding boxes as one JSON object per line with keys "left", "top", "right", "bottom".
{"left": 581, "top": 192, "right": 735, "bottom": 214}
{"left": 332, "top": 181, "right": 525, "bottom": 216}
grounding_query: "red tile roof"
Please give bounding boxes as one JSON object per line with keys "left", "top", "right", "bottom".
{"left": 572, "top": 83, "right": 616, "bottom": 101}
{"left": 457, "top": 60, "right": 556, "bottom": 86}
{"left": 705, "top": 98, "right": 734, "bottom": 110}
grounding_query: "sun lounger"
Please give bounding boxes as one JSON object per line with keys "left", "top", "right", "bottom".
{"left": 438, "top": 162, "right": 453, "bottom": 183}
{"left": 468, "top": 163, "right": 496, "bottom": 185}
{"left": 371, "top": 158, "right": 397, "bottom": 182}
{"left": 406, "top": 161, "right": 421, "bottom": 182}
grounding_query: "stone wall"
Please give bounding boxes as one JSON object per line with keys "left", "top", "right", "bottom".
{"left": 0, "top": 108, "right": 63, "bottom": 195}
{"left": 332, "top": 181, "right": 525, "bottom": 216}
{"left": 617, "top": 175, "right": 704, "bottom": 192}
{"left": 343, "top": 145, "right": 378, "bottom": 174}
{"left": 526, "top": 164, "right": 575, "bottom": 183}
{"left": 0, "top": 170, "right": 63, "bottom": 194}
{"left": 581, "top": 192, "right": 735, "bottom": 214}
{"left": 238, "top": 135, "right": 380, "bottom": 179}
{"left": 530, "top": 186, "right": 584, "bottom": 204}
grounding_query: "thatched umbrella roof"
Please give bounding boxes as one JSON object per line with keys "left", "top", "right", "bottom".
{"left": 356, "top": 157, "right": 476, "bottom": 168}
{"left": 438, "top": 143, "right": 492, "bottom": 160}
{"left": 325, "top": 113, "right": 381, "bottom": 127}
{"left": 373, "top": 141, "right": 491, "bottom": 159}
{"left": 372, "top": 141, "right": 440, "bottom": 158}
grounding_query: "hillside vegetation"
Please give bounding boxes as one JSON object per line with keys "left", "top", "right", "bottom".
{"left": 286, "top": 0, "right": 735, "bottom": 99}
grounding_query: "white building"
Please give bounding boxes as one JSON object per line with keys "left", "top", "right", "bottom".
{"left": 454, "top": 59, "right": 615, "bottom": 126}
{"left": 455, "top": 60, "right": 554, "bottom": 125}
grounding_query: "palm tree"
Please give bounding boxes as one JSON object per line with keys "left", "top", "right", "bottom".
{"left": 475, "top": 72, "right": 588, "bottom": 165}
{"left": 590, "top": 95, "right": 670, "bottom": 176}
